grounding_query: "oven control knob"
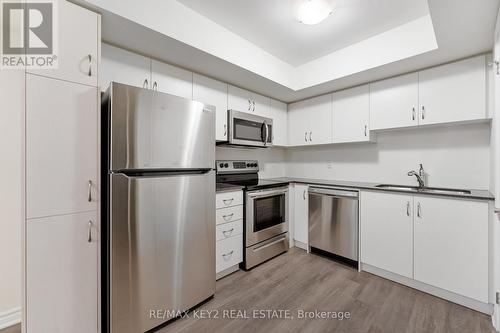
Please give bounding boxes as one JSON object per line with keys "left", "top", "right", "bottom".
{"left": 253, "top": 163, "right": 258, "bottom": 167}
{"left": 246, "top": 163, "right": 251, "bottom": 167}
{"left": 219, "top": 163, "right": 224, "bottom": 168}
{"left": 224, "top": 163, "right": 229, "bottom": 168}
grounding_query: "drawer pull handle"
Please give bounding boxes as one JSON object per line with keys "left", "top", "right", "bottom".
{"left": 88, "top": 220, "right": 92, "bottom": 242}
{"left": 222, "top": 228, "right": 234, "bottom": 237}
{"left": 222, "top": 198, "right": 234, "bottom": 205}
{"left": 222, "top": 213, "right": 234, "bottom": 221}
{"left": 222, "top": 250, "right": 234, "bottom": 259}
{"left": 88, "top": 180, "right": 92, "bottom": 202}
{"left": 253, "top": 237, "right": 286, "bottom": 252}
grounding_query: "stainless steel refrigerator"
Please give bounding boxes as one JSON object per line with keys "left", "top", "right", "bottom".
{"left": 101, "top": 82, "right": 216, "bottom": 333}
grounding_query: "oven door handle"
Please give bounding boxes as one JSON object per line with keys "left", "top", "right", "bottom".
{"left": 247, "top": 188, "right": 288, "bottom": 199}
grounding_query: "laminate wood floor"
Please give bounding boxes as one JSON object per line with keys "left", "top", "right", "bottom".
{"left": 157, "top": 247, "right": 495, "bottom": 333}
{"left": 2, "top": 248, "right": 494, "bottom": 333}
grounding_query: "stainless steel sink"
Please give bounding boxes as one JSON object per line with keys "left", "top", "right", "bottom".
{"left": 375, "top": 184, "right": 471, "bottom": 195}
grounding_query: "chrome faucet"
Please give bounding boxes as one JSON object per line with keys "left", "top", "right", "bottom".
{"left": 408, "top": 164, "right": 426, "bottom": 189}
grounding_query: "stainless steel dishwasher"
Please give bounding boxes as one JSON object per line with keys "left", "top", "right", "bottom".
{"left": 308, "top": 187, "right": 359, "bottom": 266}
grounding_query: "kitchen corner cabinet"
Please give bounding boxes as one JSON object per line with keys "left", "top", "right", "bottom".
{"left": 151, "top": 60, "right": 193, "bottom": 99}
{"left": 332, "top": 84, "right": 371, "bottom": 143}
{"left": 193, "top": 74, "right": 228, "bottom": 141}
{"left": 269, "top": 99, "right": 288, "bottom": 146}
{"left": 293, "top": 184, "right": 309, "bottom": 246}
{"left": 360, "top": 191, "right": 489, "bottom": 303}
{"left": 418, "top": 55, "right": 486, "bottom": 125}
{"left": 413, "top": 196, "right": 488, "bottom": 302}
{"left": 288, "top": 94, "right": 332, "bottom": 146}
{"left": 360, "top": 191, "right": 413, "bottom": 278}
{"left": 101, "top": 43, "right": 150, "bottom": 91}
{"left": 228, "top": 85, "right": 270, "bottom": 116}
{"left": 28, "top": 0, "right": 99, "bottom": 87}
{"left": 27, "top": 212, "right": 98, "bottom": 333}
{"left": 370, "top": 72, "right": 419, "bottom": 130}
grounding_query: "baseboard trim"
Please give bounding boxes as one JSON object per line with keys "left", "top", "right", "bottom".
{"left": 361, "top": 263, "right": 493, "bottom": 315}
{"left": 0, "top": 307, "right": 21, "bottom": 330}
{"left": 294, "top": 240, "right": 308, "bottom": 251}
{"left": 216, "top": 265, "right": 240, "bottom": 280}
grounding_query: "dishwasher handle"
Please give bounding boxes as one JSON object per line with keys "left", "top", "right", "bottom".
{"left": 309, "top": 187, "right": 359, "bottom": 198}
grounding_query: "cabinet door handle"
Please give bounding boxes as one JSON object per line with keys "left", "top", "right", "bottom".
{"left": 152, "top": 81, "right": 158, "bottom": 91}
{"left": 143, "top": 79, "right": 149, "bottom": 89}
{"left": 248, "top": 99, "right": 251, "bottom": 111}
{"left": 412, "top": 107, "right": 416, "bottom": 121}
{"left": 222, "top": 213, "right": 234, "bottom": 221}
{"left": 87, "top": 180, "right": 92, "bottom": 202}
{"left": 309, "top": 131, "right": 312, "bottom": 142}
{"left": 87, "top": 54, "right": 92, "bottom": 77}
{"left": 303, "top": 190, "right": 307, "bottom": 200}
{"left": 222, "top": 228, "right": 234, "bottom": 237}
{"left": 406, "top": 201, "right": 410, "bottom": 216}
{"left": 417, "top": 202, "right": 422, "bottom": 218}
{"left": 223, "top": 124, "right": 227, "bottom": 136}
{"left": 364, "top": 125, "right": 367, "bottom": 137}
{"left": 252, "top": 100, "right": 256, "bottom": 112}
{"left": 421, "top": 106, "right": 425, "bottom": 120}
{"left": 304, "top": 132, "right": 308, "bottom": 142}
{"left": 222, "top": 198, "right": 234, "bottom": 205}
{"left": 222, "top": 250, "right": 234, "bottom": 259}
{"left": 88, "top": 220, "right": 93, "bottom": 242}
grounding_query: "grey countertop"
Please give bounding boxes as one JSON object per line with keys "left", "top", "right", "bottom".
{"left": 263, "top": 177, "right": 494, "bottom": 201}
{"left": 216, "top": 183, "right": 244, "bottom": 193}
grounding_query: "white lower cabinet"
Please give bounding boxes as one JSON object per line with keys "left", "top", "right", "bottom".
{"left": 413, "top": 196, "right": 489, "bottom": 302}
{"left": 360, "top": 191, "right": 413, "bottom": 278}
{"left": 27, "top": 211, "right": 98, "bottom": 333}
{"left": 215, "top": 191, "right": 243, "bottom": 278}
{"left": 360, "top": 191, "right": 489, "bottom": 303}
{"left": 293, "top": 184, "right": 309, "bottom": 247}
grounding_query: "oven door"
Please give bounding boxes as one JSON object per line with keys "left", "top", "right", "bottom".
{"left": 246, "top": 187, "right": 288, "bottom": 246}
{"left": 228, "top": 110, "right": 273, "bottom": 147}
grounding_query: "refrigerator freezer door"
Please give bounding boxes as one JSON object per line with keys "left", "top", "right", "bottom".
{"left": 108, "top": 82, "right": 215, "bottom": 171}
{"left": 110, "top": 171, "right": 215, "bottom": 333}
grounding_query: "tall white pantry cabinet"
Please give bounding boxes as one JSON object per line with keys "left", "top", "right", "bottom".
{"left": 20, "top": 1, "right": 101, "bottom": 332}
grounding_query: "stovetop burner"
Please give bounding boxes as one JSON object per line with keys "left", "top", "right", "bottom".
{"left": 216, "top": 160, "right": 289, "bottom": 191}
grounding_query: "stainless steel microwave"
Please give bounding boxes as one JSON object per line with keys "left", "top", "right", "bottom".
{"left": 223, "top": 110, "right": 273, "bottom": 148}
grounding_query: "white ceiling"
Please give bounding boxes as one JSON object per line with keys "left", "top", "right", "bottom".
{"left": 178, "top": 0, "right": 430, "bottom": 66}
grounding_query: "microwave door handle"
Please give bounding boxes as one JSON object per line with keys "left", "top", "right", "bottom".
{"left": 263, "top": 121, "right": 269, "bottom": 145}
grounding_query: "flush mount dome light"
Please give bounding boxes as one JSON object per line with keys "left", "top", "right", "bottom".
{"left": 297, "top": 0, "right": 333, "bottom": 25}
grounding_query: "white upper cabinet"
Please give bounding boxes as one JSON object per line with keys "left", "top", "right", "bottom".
{"left": 370, "top": 72, "right": 419, "bottom": 130}
{"left": 307, "top": 94, "right": 333, "bottom": 145}
{"left": 413, "top": 196, "right": 488, "bottom": 302}
{"left": 288, "top": 99, "right": 310, "bottom": 146}
{"left": 193, "top": 74, "right": 228, "bottom": 141}
{"left": 26, "top": 74, "right": 98, "bottom": 219}
{"left": 228, "top": 85, "right": 270, "bottom": 116}
{"left": 418, "top": 55, "right": 487, "bottom": 125}
{"left": 101, "top": 43, "right": 150, "bottom": 91}
{"left": 269, "top": 99, "right": 288, "bottom": 146}
{"left": 288, "top": 95, "right": 332, "bottom": 146}
{"left": 28, "top": 1, "right": 99, "bottom": 87}
{"left": 332, "top": 84, "right": 371, "bottom": 143}
{"left": 360, "top": 191, "right": 414, "bottom": 278}
{"left": 151, "top": 60, "right": 193, "bottom": 99}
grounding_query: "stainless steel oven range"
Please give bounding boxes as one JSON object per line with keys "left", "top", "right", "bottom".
{"left": 216, "top": 160, "right": 289, "bottom": 269}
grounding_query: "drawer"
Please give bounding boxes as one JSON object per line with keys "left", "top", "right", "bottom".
{"left": 216, "top": 190, "right": 243, "bottom": 209}
{"left": 216, "top": 205, "right": 243, "bottom": 225}
{"left": 216, "top": 220, "right": 243, "bottom": 241}
{"left": 216, "top": 235, "right": 243, "bottom": 273}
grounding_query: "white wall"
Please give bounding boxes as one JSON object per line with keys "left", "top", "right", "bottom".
{"left": 286, "top": 123, "right": 491, "bottom": 190}
{"left": 0, "top": 71, "right": 23, "bottom": 326}
{"left": 216, "top": 147, "right": 286, "bottom": 179}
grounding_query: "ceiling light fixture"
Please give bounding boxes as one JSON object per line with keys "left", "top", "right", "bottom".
{"left": 297, "top": 0, "right": 333, "bottom": 25}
